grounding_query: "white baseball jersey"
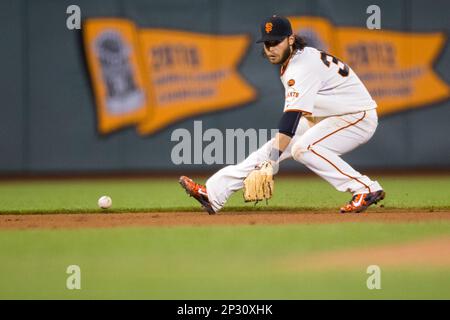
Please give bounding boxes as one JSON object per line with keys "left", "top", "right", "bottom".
{"left": 281, "top": 47, "right": 376, "bottom": 116}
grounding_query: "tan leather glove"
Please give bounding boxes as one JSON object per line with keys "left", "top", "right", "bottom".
{"left": 243, "top": 161, "right": 274, "bottom": 203}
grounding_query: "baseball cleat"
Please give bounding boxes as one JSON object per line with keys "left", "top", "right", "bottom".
{"left": 340, "top": 190, "right": 386, "bottom": 213}
{"left": 179, "top": 176, "right": 216, "bottom": 215}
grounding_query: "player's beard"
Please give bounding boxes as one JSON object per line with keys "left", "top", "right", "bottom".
{"left": 278, "top": 46, "right": 292, "bottom": 65}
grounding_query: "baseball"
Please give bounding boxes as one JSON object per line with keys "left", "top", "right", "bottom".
{"left": 98, "top": 195, "right": 112, "bottom": 209}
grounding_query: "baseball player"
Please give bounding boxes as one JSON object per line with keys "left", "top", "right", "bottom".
{"left": 180, "top": 15, "right": 385, "bottom": 214}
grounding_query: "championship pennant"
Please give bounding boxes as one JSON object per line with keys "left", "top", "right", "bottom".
{"left": 83, "top": 19, "right": 256, "bottom": 135}
{"left": 289, "top": 16, "right": 449, "bottom": 116}
{"left": 83, "top": 19, "right": 149, "bottom": 134}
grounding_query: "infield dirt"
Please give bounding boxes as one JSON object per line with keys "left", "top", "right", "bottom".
{"left": 0, "top": 211, "right": 449, "bottom": 230}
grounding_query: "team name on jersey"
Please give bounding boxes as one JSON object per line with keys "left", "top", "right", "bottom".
{"left": 286, "top": 90, "right": 299, "bottom": 98}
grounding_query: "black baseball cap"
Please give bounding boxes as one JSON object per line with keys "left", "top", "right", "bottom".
{"left": 256, "top": 15, "right": 293, "bottom": 43}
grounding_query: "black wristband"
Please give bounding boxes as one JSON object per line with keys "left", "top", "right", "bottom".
{"left": 278, "top": 111, "right": 302, "bottom": 137}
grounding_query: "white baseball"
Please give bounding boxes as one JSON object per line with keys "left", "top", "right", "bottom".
{"left": 98, "top": 195, "right": 112, "bottom": 209}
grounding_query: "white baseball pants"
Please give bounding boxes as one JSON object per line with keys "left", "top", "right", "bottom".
{"left": 205, "top": 109, "right": 382, "bottom": 212}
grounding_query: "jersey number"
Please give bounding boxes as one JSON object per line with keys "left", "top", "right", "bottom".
{"left": 320, "top": 51, "right": 349, "bottom": 77}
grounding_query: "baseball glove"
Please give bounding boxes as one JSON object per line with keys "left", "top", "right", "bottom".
{"left": 243, "top": 161, "right": 274, "bottom": 203}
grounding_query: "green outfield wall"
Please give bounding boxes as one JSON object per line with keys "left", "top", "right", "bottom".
{"left": 0, "top": 0, "right": 449, "bottom": 173}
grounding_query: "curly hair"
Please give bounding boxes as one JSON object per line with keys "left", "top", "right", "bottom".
{"left": 292, "top": 35, "right": 307, "bottom": 51}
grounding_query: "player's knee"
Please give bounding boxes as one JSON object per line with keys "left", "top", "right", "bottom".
{"left": 291, "top": 139, "right": 311, "bottom": 161}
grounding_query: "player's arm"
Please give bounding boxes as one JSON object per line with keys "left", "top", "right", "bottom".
{"left": 269, "top": 58, "right": 322, "bottom": 161}
{"left": 269, "top": 110, "right": 302, "bottom": 162}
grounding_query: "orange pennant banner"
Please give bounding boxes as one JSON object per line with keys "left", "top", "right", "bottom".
{"left": 84, "top": 19, "right": 256, "bottom": 135}
{"left": 289, "top": 16, "right": 450, "bottom": 116}
{"left": 137, "top": 29, "right": 256, "bottom": 134}
{"left": 83, "top": 19, "right": 149, "bottom": 134}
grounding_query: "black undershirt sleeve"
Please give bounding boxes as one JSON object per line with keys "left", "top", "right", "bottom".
{"left": 268, "top": 111, "right": 303, "bottom": 162}
{"left": 277, "top": 111, "right": 302, "bottom": 138}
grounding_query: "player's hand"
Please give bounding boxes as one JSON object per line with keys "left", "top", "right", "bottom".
{"left": 255, "top": 160, "right": 275, "bottom": 170}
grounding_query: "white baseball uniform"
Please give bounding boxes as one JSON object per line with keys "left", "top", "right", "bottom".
{"left": 206, "top": 47, "right": 382, "bottom": 213}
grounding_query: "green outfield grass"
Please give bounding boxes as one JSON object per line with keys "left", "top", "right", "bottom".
{"left": 1, "top": 176, "right": 449, "bottom": 299}
{"left": 1, "top": 222, "right": 449, "bottom": 299}
{"left": 0, "top": 175, "right": 450, "bottom": 214}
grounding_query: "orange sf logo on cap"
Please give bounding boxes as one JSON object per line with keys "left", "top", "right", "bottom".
{"left": 288, "top": 79, "right": 295, "bottom": 86}
{"left": 265, "top": 22, "right": 273, "bottom": 33}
